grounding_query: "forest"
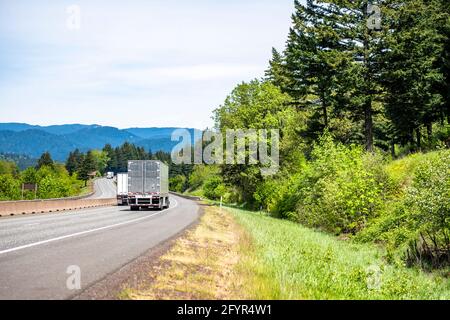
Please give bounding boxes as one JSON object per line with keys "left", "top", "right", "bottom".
{"left": 172, "top": 0, "right": 450, "bottom": 271}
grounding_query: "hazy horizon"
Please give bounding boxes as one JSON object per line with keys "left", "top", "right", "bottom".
{"left": 0, "top": 121, "right": 199, "bottom": 130}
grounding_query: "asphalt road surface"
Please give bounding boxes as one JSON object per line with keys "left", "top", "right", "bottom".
{"left": 0, "top": 195, "right": 200, "bottom": 299}
{"left": 87, "top": 178, "right": 117, "bottom": 199}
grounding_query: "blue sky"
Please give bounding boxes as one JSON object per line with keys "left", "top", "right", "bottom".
{"left": 0, "top": 0, "right": 296, "bottom": 129}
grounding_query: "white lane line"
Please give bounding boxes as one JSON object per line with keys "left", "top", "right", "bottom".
{"left": 0, "top": 199, "right": 179, "bottom": 256}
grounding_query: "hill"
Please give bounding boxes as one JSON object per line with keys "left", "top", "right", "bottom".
{"left": 0, "top": 123, "right": 197, "bottom": 161}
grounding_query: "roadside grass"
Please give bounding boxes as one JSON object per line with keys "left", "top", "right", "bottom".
{"left": 230, "top": 207, "right": 450, "bottom": 300}
{"left": 77, "top": 179, "right": 94, "bottom": 197}
{"left": 184, "top": 188, "right": 204, "bottom": 198}
{"left": 120, "top": 202, "right": 449, "bottom": 300}
{"left": 121, "top": 205, "right": 246, "bottom": 300}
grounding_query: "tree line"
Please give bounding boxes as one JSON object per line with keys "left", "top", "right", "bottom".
{"left": 266, "top": 0, "right": 449, "bottom": 153}
{"left": 0, "top": 152, "right": 86, "bottom": 200}
{"left": 178, "top": 0, "right": 450, "bottom": 270}
{"left": 66, "top": 142, "right": 193, "bottom": 184}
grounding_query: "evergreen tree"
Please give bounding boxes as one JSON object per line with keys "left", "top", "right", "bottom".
{"left": 102, "top": 144, "right": 117, "bottom": 172}
{"left": 284, "top": 0, "right": 343, "bottom": 130}
{"left": 65, "top": 149, "right": 82, "bottom": 175}
{"left": 381, "top": 0, "right": 445, "bottom": 148}
{"left": 265, "top": 47, "right": 288, "bottom": 89}
{"left": 324, "top": 0, "right": 385, "bottom": 152}
{"left": 36, "top": 151, "right": 54, "bottom": 169}
{"left": 280, "top": 0, "right": 387, "bottom": 151}
{"left": 77, "top": 151, "right": 96, "bottom": 186}
{"left": 437, "top": 0, "right": 450, "bottom": 125}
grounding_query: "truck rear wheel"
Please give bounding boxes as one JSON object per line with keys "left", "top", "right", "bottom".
{"left": 130, "top": 206, "right": 139, "bottom": 211}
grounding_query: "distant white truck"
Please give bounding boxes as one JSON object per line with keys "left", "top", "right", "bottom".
{"left": 116, "top": 173, "right": 128, "bottom": 206}
{"left": 106, "top": 171, "right": 114, "bottom": 179}
{"left": 127, "top": 160, "right": 170, "bottom": 211}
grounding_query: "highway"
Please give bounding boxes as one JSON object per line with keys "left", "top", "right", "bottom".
{"left": 0, "top": 194, "right": 200, "bottom": 300}
{"left": 87, "top": 178, "right": 117, "bottom": 199}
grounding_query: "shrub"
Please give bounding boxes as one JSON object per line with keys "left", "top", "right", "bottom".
{"left": 254, "top": 171, "right": 305, "bottom": 220}
{"left": 0, "top": 174, "right": 21, "bottom": 200}
{"left": 0, "top": 160, "right": 18, "bottom": 175}
{"left": 294, "top": 135, "right": 387, "bottom": 234}
{"left": 357, "top": 149, "right": 450, "bottom": 269}
{"left": 188, "top": 165, "right": 221, "bottom": 191}
{"left": 21, "top": 167, "right": 37, "bottom": 184}
{"left": 253, "top": 134, "right": 389, "bottom": 234}
{"left": 401, "top": 150, "right": 450, "bottom": 268}
{"left": 37, "top": 175, "right": 71, "bottom": 199}
{"left": 203, "top": 176, "right": 227, "bottom": 200}
{"left": 170, "top": 175, "right": 187, "bottom": 193}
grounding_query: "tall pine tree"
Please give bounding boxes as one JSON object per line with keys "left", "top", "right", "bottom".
{"left": 78, "top": 151, "right": 96, "bottom": 186}
{"left": 36, "top": 151, "right": 54, "bottom": 169}
{"left": 381, "top": 0, "right": 445, "bottom": 148}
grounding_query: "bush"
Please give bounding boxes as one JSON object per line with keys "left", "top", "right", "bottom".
{"left": 402, "top": 150, "right": 450, "bottom": 268}
{"left": 254, "top": 170, "right": 305, "bottom": 220}
{"left": 252, "top": 134, "right": 390, "bottom": 234}
{"left": 203, "top": 176, "right": 227, "bottom": 200}
{"left": 0, "top": 160, "right": 18, "bottom": 175}
{"left": 357, "top": 149, "right": 450, "bottom": 269}
{"left": 0, "top": 174, "right": 21, "bottom": 200}
{"left": 402, "top": 151, "right": 448, "bottom": 268}
{"left": 37, "top": 174, "right": 71, "bottom": 199}
{"left": 21, "top": 167, "right": 37, "bottom": 184}
{"left": 254, "top": 134, "right": 389, "bottom": 234}
{"left": 222, "top": 186, "right": 241, "bottom": 204}
{"left": 170, "top": 175, "right": 187, "bottom": 193}
{"left": 188, "top": 165, "right": 220, "bottom": 191}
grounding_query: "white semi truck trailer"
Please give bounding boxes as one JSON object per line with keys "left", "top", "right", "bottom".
{"left": 127, "top": 160, "right": 170, "bottom": 211}
{"left": 116, "top": 173, "right": 128, "bottom": 206}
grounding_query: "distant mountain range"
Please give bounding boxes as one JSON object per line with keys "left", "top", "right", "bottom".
{"left": 0, "top": 123, "right": 197, "bottom": 161}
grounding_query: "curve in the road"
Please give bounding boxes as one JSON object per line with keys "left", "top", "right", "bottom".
{"left": 0, "top": 199, "right": 179, "bottom": 255}
{"left": 0, "top": 195, "right": 200, "bottom": 300}
{"left": 86, "top": 178, "right": 117, "bottom": 199}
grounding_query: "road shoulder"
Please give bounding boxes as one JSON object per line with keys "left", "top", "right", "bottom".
{"left": 72, "top": 202, "right": 205, "bottom": 300}
{"left": 83, "top": 203, "right": 247, "bottom": 300}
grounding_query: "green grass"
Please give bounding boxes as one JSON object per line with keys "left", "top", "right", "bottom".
{"left": 384, "top": 150, "right": 445, "bottom": 196}
{"left": 184, "top": 188, "right": 204, "bottom": 197}
{"left": 74, "top": 179, "right": 93, "bottom": 197}
{"left": 228, "top": 207, "right": 450, "bottom": 300}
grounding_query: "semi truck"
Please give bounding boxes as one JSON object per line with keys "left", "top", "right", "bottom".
{"left": 127, "top": 160, "right": 170, "bottom": 211}
{"left": 116, "top": 173, "right": 128, "bottom": 206}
